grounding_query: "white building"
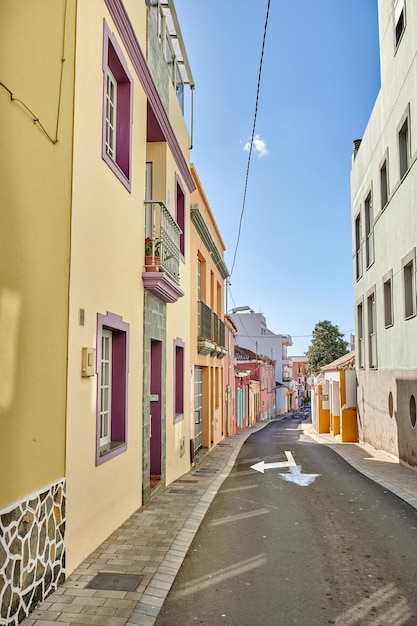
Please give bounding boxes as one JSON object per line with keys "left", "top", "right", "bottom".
{"left": 229, "top": 309, "right": 292, "bottom": 414}
{"left": 351, "top": 0, "right": 417, "bottom": 466}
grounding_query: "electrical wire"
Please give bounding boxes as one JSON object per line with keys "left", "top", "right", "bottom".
{"left": 0, "top": 0, "right": 68, "bottom": 145}
{"left": 229, "top": 0, "right": 271, "bottom": 278}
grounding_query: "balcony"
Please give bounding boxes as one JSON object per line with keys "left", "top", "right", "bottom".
{"left": 281, "top": 334, "right": 293, "bottom": 347}
{"left": 142, "top": 201, "right": 184, "bottom": 303}
{"left": 148, "top": 0, "right": 194, "bottom": 122}
{"left": 198, "top": 301, "right": 227, "bottom": 358}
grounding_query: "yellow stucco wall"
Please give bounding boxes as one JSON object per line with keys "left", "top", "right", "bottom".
{"left": 146, "top": 137, "right": 193, "bottom": 486}
{"left": 65, "top": 0, "right": 195, "bottom": 570}
{"left": 339, "top": 370, "right": 358, "bottom": 442}
{"left": 317, "top": 384, "right": 331, "bottom": 433}
{"left": 0, "top": 0, "right": 76, "bottom": 507}
{"left": 165, "top": 183, "right": 192, "bottom": 484}
{"left": 64, "top": 1, "right": 148, "bottom": 573}
{"left": 189, "top": 165, "right": 227, "bottom": 450}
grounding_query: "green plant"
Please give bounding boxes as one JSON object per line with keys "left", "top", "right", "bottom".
{"left": 144, "top": 237, "right": 160, "bottom": 256}
{"left": 306, "top": 320, "right": 349, "bottom": 373}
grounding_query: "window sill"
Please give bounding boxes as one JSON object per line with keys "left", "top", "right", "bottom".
{"left": 102, "top": 152, "right": 131, "bottom": 193}
{"left": 98, "top": 441, "right": 127, "bottom": 464}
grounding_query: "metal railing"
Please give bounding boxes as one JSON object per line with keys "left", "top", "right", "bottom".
{"left": 212, "top": 312, "right": 219, "bottom": 344}
{"left": 199, "top": 301, "right": 212, "bottom": 341}
{"left": 198, "top": 302, "right": 226, "bottom": 348}
{"left": 145, "top": 200, "right": 182, "bottom": 284}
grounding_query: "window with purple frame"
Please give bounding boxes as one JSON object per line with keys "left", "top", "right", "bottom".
{"left": 174, "top": 338, "right": 184, "bottom": 423}
{"left": 176, "top": 178, "right": 185, "bottom": 257}
{"left": 96, "top": 312, "right": 130, "bottom": 464}
{"left": 102, "top": 21, "right": 133, "bottom": 191}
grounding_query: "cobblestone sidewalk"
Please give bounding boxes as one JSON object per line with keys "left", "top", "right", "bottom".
{"left": 19, "top": 418, "right": 417, "bottom": 626}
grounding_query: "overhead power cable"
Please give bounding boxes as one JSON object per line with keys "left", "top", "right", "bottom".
{"left": 229, "top": 0, "right": 271, "bottom": 278}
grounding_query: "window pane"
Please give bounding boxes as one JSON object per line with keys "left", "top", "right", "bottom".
{"left": 399, "top": 119, "right": 409, "bottom": 178}
{"left": 105, "top": 70, "right": 117, "bottom": 160}
{"left": 100, "top": 330, "right": 112, "bottom": 447}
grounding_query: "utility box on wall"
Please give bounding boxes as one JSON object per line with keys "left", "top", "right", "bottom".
{"left": 81, "top": 348, "right": 96, "bottom": 377}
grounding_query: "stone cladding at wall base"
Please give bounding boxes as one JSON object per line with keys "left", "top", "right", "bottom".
{"left": 0, "top": 479, "right": 66, "bottom": 625}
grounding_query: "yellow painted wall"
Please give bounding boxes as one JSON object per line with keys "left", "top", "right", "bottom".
{"left": 251, "top": 382, "right": 261, "bottom": 425}
{"left": 145, "top": 131, "right": 193, "bottom": 485}
{"left": 64, "top": 1, "right": 148, "bottom": 573}
{"left": 317, "top": 384, "right": 331, "bottom": 433}
{"left": 0, "top": 0, "right": 76, "bottom": 507}
{"left": 165, "top": 158, "right": 192, "bottom": 483}
{"left": 339, "top": 370, "right": 358, "bottom": 442}
{"left": 189, "top": 165, "right": 227, "bottom": 450}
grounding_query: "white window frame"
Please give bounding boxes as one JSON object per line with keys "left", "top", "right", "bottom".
{"left": 100, "top": 329, "right": 113, "bottom": 451}
{"left": 365, "top": 191, "right": 374, "bottom": 268}
{"left": 355, "top": 211, "right": 363, "bottom": 280}
{"left": 398, "top": 111, "right": 410, "bottom": 179}
{"left": 105, "top": 69, "right": 117, "bottom": 161}
{"left": 383, "top": 270, "right": 394, "bottom": 328}
{"left": 402, "top": 249, "right": 416, "bottom": 320}
{"left": 367, "top": 288, "right": 377, "bottom": 369}
{"left": 380, "top": 156, "right": 389, "bottom": 210}
{"left": 357, "top": 301, "right": 364, "bottom": 369}
{"left": 394, "top": 0, "right": 405, "bottom": 47}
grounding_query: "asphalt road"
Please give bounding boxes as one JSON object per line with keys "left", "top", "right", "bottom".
{"left": 155, "top": 418, "right": 417, "bottom": 626}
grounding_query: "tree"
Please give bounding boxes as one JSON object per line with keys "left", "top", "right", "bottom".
{"left": 306, "top": 320, "right": 349, "bottom": 373}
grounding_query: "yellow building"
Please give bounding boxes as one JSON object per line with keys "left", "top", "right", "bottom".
{"left": 66, "top": 0, "right": 195, "bottom": 574}
{"left": 0, "top": 1, "right": 76, "bottom": 622}
{"left": 1, "top": 0, "right": 195, "bottom": 621}
{"left": 190, "top": 165, "right": 229, "bottom": 458}
{"left": 312, "top": 352, "right": 358, "bottom": 442}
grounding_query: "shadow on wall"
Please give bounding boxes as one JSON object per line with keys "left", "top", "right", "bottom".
{"left": 395, "top": 378, "right": 417, "bottom": 468}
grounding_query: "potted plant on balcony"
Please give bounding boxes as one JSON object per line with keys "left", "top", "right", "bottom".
{"left": 144, "top": 237, "right": 161, "bottom": 271}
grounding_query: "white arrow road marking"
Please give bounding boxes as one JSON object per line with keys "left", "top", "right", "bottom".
{"left": 251, "top": 451, "right": 296, "bottom": 473}
{"left": 278, "top": 465, "right": 321, "bottom": 487}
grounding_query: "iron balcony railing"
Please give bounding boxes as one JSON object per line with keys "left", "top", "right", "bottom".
{"left": 144, "top": 200, "right": 182, "bottom": 284}
{"left": 199, "top": 301, "right": 212, "bottom": 341}
{"left": 198, "top": 301, "right": 226, "bottom": 349}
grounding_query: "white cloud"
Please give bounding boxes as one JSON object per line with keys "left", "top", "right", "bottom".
{"left": 243, "top": 134, "right": 268, "bottom": 157}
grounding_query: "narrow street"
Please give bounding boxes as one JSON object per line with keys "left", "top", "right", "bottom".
{"left": 155, "top": 419, "right": 417, "bottom": 626}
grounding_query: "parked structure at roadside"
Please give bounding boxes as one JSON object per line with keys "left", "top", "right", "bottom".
{"left": 229, "top": 309, "right": 292, "bottom": 414}
{"left": 351, "top": 0, "right": 417, "bottom": 466}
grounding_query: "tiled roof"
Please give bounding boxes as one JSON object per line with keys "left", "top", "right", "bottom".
{"left": 321, "top": 351, "right": 355, "bottom": 371}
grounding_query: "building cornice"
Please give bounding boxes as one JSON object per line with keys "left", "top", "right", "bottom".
{"left": 191, "top": 203, "right": 229, "bottom": 279}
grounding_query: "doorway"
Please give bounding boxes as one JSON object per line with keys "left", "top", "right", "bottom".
{"left": 194, "top": 366, "right": 203, "bottom": 453}
{"left": 150, "top": 339, "right": 162, "bottom": 489}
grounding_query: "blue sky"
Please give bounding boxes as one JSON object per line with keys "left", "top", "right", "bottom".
{"left": 175, "top": 0, "right": 381, "bottom": 356}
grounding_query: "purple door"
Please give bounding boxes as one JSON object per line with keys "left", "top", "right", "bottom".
{"left": 150, "top": 340, "right": 162, "bottom": 476}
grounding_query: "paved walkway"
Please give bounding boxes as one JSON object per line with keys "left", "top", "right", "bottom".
{"left": 21, "top": 418, "right": 417, "bottom": 626}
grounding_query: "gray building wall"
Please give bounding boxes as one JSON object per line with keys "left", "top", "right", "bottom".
{"left": 351, "top": 0, "right": 417, "bottom": 465}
